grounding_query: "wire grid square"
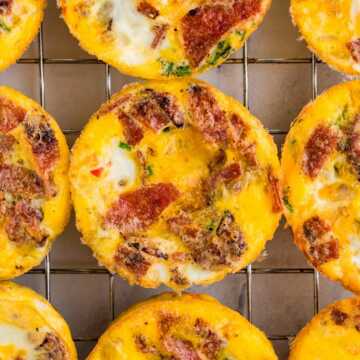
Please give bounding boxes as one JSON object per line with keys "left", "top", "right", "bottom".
{"left": 0, "top": 1, "right": 355, "bottom": 358}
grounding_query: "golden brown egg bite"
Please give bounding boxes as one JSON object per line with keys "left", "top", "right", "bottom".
{"left": 59, "top": 0, "right": 271, "bottom": 80}
{"left": 0, "top": 0, "right": 46, "bottom": 72}
{"left": 0, "top": 281, "right": 77, "bottom": 359}
{"left": 289, "top": 297, "right": 360, "bottom": 360}
{"left": 87, "top": 292, "right": 278, "bottom": 360}
{"left": 70, "top": 79, "right": 282, "bottom": 290}
{"left": 291, "top": 0, "right": 360, "bottom": 75}
{"left": 0, "top": 86, "right": 71, "bottom": 279}
{"left": 282, "top": 80, "right": 360, "bottom": 293}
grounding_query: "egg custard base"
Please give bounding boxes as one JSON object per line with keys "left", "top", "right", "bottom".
{"left": 59, "top": 0, "right": 271, "bottom": 79}
{"left": 0, "top": 86, "right": 71, "bottom": 279}
{"left": 282, "top": 80, "right": 360, "bottom": 293}
{"left": 70, "top": 79, "right": 282, "bottom": 290}
{"left": 87, "top": 292, "right": 278, "bottom": 360}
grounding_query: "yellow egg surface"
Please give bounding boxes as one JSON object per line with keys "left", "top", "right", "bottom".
{"left": 290, "top": 297, "right": 360, "bottom": 359}
{"left": 0, "top": 0, "right": 46, "bottom": 72}
{"left": 70, "top": 79, "right": 282, "bottom": 290}
{"left": 59, "top": 0, "right": 271, "bottom": 80}
{"left": 0, "top": 86, "right": 71, "bottom": 279}
{"left": 87, "top": 292, "right": 277, "bottom": 360}
{"left": 282, "top": 80, "right": 360, "bottom": 293}
{"left": 291, "top": 0, "right": 360, "bottom": 75}
{"left": 0, "top": 281, "right": 77, "bottom": 359}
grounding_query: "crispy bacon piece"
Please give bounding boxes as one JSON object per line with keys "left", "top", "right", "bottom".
{"left": 0, "top": 164, "right": 44, "bottom": 197}
{"left": 151, "top": 24, "right": 169, "bottom": 49}
{"left": 5, "top": 200, "right": 46, "bottom": 245}
{"left": 181, "top": 0, "right": 261, "bottom": 67}
{"left": 36, "top": 333, "right": 68, "bottom": 360}
{"left": 188, "top": 85, "right": 227, "bottom": 144}
{"left": 0, "top": 0, "right": 12, "bottom": 15}
{"left": 163, "top": 336, "right": 201, "bottom": 360}
{"left": 134, "top": 90, "right": 184, "bottom": 131}
{"left": 114, "top": 246, "right": 151, "bottom": 276}
{"left": 347, "top": 39, "right": 360, "bottom": 63}
{"left": 303, "top": 125, "right": 338, "bottom": 178}
{"left": 267, "top": 167, "right": 282, "bottom": 213}
{"left": 0, "top": 97, "right": 26, "bottom": 133}
{"left": 24, "top": 115, "right": 59, "bottom": 173}
{"left": 135, "top": 335, "right": 158, "bottom": 354}
{"left": 137, "top": 1, "right": 159, "bottom": 19}
{"left": 105, "top": 183, "right": 180, "bottom": 235}
{"left": 331, "top": 308, "right": 348, "bottom": 326}
{"left": 0, "top": 134, "right": 15, "bottom": 162}
{"left": 302, "top": 216, "right": 339, "bottom": 266}
{"left": 118, "top": 111, "right": 144, "bottom": 146}
{"left": 194, "top": 319, "right": 224, "bottom": 359}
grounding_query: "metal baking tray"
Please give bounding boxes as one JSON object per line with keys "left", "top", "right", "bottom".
{"left": 0, "top": 1, "right": 353, "bottom": 358}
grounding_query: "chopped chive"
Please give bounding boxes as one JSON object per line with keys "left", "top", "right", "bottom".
{"left": 0, "top": 20, "right": 11, "bottom": 32}
{"left": 208, "top": 40, "right": 233, "bottom": 65}
{"left": 119, "top": 142, "right": 131, "bottom": 151}
{"left": 146, "top": 164, "right": 154, "bottom": 177}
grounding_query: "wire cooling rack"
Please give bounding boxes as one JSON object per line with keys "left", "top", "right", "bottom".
{"left": 15, "top": 19, "right": 322, "bottom": 352}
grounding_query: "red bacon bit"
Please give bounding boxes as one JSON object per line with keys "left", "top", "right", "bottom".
{"left": 0, "top": 0, "right": 12, "bottom": 15}
{"left": 24, "top": 115, "right": 59, "bottom": 173}
{"left": 36, "top": 333, "right": 67, "bottom": 359}
{"left": 105, "top": 183, "right": 180, "bottom": 235}
{"left": 217, "top": 163, "right": 241, "bottom": 183}
{"left": 347, "top": 39, "right": 360, "bottom": 63}
{"left": 188, "top": 85, "right": 227, "bottom": 144}
{"left": 331, "top": 308, "right": 348, "bottom": 326}
{"left": 0, "top": 164, "right": 44, "bottom": 197}
{"left": 135, "top": 335, "right": 158, "bottom": 354}
{"left": 163, "top": 336, "right": 201, "bottom": 360}
{"left": 90, "top": 167, "right": 104, "bottom": 177}
{"left": 303, "top": 125, "right": 338, "bottom": 178}
{"left": 347, "top": 116, "right": 360, "bottom": 177}
{"left": 114, "top": 246, "right": 151, "bottom": 276}
{"left": 0, "top": 134, "right": 16, "bottom": 162}
{"left": 181, "top": 0, "right": 261, "bottom": 67}
{"left": 302, "top": 216, "right": 339, "bottom": 266}
{"left": 267, "top": 167, "right": 282, "bottom": 213}
{"left": 0, "top": 97, "right": 26, "bottom": 133}
{"left": 5, "top": 200, "right": 46, "bottom": 245}
{"left": 118, "top": 111, "right": 144, "bottom": 146}
{"left": 151, "top": 24, "right": 169, "bottom": 49}
{"left": 151, "top": 91, "right": 184, "bottom": 127}
{"left": 229, "top": 113, "right": 249, "bottom": 143}
{"left": 137, "top": 1, "right": 159, "bottom": 19}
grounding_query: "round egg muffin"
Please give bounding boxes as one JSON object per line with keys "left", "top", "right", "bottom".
{"left": 0, "top": 86, "right": 70, "bottom": 279}
{"left": 291, "top": 0, "right": 360, "bottom": 75}
{"left": 70, "top": 79, "right": 282, "bottom": 290}
{"left": 87, "top": 292, "right": 278, "bottom": 360}
{"left": 59, "top": 0, "right": 271, "bottom": 79}
{"left": 0, "top": 281, "right": 77, "bottom": 359}
{"left": 282, "top": 80, "right": 360, "bottom": 293}
{"left": 290, "top": 297, "right": 360, "bottom": 359}
{"left": 0, "top": 0, "right": 46, "bottom": 72}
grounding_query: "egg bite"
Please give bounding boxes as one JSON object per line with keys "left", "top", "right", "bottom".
{"left": 0, "top": 0, "right": 46, "bottom": 72}
{"left": 291, "top": 0, "right": 360, "bottom": 75}
{"left": 59, "top": 0, "right": 271, "bottom": 80}
{"left": 87, "top": 292, "right": 277, "bottom": 360}
{"left": 0, "top": 281, "right": 77, "bottom": 359}
{"left": 0, "top": 86, "right": 71, "bottom": 279}
{"left": 70, "top": 79, "right": 282, "bottom": 290}
{"left": 289, "top": 297, "right": 360, "bottom": 359}
{"left": 282, "top": 80, "right": 360, "bottom": 293}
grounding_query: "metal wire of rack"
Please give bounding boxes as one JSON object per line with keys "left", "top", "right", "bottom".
{"left": 19, "top": 22, "right": 322, "bottom": 351}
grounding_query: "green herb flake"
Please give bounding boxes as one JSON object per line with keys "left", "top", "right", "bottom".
{"left": 283, "top": 187, "right": 294, "bottom": 213}
{"left": 235, "top": 30, "right": 246, "bottom": 41}
{"left": 146, "top": 164, "right": 154, "bottom": 177}
{"left": 208, "top": 40, "right": 233, "bottom": 66}
{"left": 118, "top": 142, "right": 131, "bottom": 151}
{"left": 335, "top": 104, "right": 349, "bottom": 128}
{"left": 0, "top": 20, "right": 11, "bottom": 32}
{"left": 160, "top": 59, "right": 192, "bottom": 77}
{"left": 206, "top": 220, "right": 216, "bottom": 232}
